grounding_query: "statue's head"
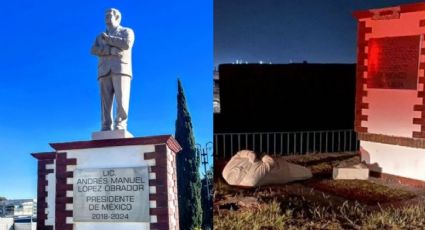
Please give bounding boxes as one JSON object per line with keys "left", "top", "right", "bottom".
{"left": 105, "top": 8, "right": 121, "bottom": 28}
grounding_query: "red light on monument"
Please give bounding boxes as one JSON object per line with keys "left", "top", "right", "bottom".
{"left": 368, "top": 40, "right": 380, "bottom": 76}
{"left": 367, "top": 36, "right": 420, "bottom": 89}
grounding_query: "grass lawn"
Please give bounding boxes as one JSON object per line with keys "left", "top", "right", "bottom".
{"left": 214, "top": 153, "right": 422, "bottom": 229}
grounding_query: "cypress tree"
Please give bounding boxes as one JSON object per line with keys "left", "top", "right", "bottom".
{"left": 175, "top": 79, "right": 202, "bottom": 229}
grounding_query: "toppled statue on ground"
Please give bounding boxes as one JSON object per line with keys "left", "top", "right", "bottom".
{"left": 222, "top": 150, "right": 312, "bottom": 187}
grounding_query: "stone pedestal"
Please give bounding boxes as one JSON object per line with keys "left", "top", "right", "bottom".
{"left": 32, "top": 135, "right": 181, "bottom": 230}
{"left": 353, "top": 2, "right": 425, "bottom": 181}
{"left": 91, "top": 130, "right": 134, "bottom": 140}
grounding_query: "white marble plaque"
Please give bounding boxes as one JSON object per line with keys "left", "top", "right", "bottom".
{"left": 73, "top": 167, "right": 149, "bottom": 222}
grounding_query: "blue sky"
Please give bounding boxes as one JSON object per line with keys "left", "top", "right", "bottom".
{"left": 0, "top": 0, "right": 212, "bottom": 199}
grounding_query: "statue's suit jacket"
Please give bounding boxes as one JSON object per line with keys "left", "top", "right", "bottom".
{"left": 91, "top": 26, "right": 135, "bottom": 78}
{"left": 222, "top": 150, "right": 312, "bottom": 187}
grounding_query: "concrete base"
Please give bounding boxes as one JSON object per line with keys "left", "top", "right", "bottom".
{"left": 361, "top": 140, "right": 425, "bottom": 181}
{"left": 91, "top": 130, "right": 134, "bottom": 140}
{"left": 333, "top": 164, "right": 369, "bottom": 180}
{"left": 32, "top": 135, "right": 182, "bottom": 230}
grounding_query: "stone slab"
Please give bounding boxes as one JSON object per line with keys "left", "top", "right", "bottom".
{"left": 73, "top": 167, "right": 149, "bottom": 222}
{"left": 333, "top": 167, "right": 369, "bottom": 180}
{"left": 92, "top": 130, "right": 134, "bottom": 140}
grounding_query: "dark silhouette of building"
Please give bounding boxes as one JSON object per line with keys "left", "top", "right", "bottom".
{"left": 214, "top": 63, "right": 356, "bottom": 133}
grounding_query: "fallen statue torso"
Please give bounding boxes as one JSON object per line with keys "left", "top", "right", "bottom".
{"left": 222, "top": 150, "right": 313, "bottom": 187}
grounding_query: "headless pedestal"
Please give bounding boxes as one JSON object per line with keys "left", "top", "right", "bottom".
{"left": 354, "top": 2, "right": 425, "bottom": 182}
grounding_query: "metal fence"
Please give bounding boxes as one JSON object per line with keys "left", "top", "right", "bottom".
{"left": 214, "top": 129, "right": 359, "bottom": 159}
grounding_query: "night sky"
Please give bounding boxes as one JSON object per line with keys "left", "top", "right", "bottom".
{"left": 214, "top": 0, "right": 422, "bottom": 66}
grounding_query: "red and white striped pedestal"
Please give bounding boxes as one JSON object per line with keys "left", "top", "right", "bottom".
{"left": 354, "top": 2, "right": 425, "bottom": 184}
{"left": 32, "top": 135, "right": 181, "bottom": 230}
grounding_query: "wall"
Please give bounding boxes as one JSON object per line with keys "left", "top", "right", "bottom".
{"left": 166, "top": 148, "right": 178, "bottom": 230}
{"left": 45, "top": 169, "right": 55, "bottom": 227}
{"left": 354, "top": 4, "right": 425, "bottom": 180}
{"left": 217, "top": 63, "right": 356, "bottom": 133}
{"left": 34, "top": 135, "right": 181, "bottom": 230}
{"left": 361, "top": 140, "right": 425, "bottom": 180}
{"left": 65, "top": 145, "right": 155, "bottom": 230}
{"left": 0, "top": 218, "right": 13, "bottom": 230}
{"left": 359, "top": 11, "right": 425, "bottom": 137}
{"left": 364, "top": 90, "right": 421, "bottom": 137}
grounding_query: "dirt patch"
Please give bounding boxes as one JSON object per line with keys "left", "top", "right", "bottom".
{"left": 308, "top": 179, "right": 416, "bottom": 205}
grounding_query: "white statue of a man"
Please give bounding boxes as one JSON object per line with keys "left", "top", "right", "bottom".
{"left": 91, "top": 8, "right": 135, "bottom": 131}
{"left": 222, "top": 150, "right": 312, "bottom": 187}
